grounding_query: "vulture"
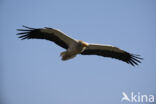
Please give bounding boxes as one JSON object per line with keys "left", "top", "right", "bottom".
{"left": 17, "top": 26, "right": 143, "bottom": 66}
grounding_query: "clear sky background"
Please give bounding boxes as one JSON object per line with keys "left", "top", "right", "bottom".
{"left": 1, "top": 0, "right": 156, "bottom": 104}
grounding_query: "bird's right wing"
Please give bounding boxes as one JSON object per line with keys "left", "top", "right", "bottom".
{"left": 81, "top": 44, "right": 143, "bottom": 66}
{"left": 17, "top": 26, "right": 77, "bottom": 49}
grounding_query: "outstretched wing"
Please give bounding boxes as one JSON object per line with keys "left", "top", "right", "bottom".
{"left": 17, "top": 26, "right": 77, "bottom": 49}
{"left": 81, "top": 44, "right": 143, "bottom": 66}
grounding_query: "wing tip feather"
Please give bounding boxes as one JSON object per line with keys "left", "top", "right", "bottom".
{"left": 16, "top": 25, "right": 39, "bottom": 40}
{"left": 128, "top": 53, "right": 143, "bottom": 66}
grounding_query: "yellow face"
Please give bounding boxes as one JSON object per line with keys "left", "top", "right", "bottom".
{"left": 82, "top": 42, "right": 88, "bottom": 47}
{"left": 78, "top": 40, "right": 88, "bottom": 48}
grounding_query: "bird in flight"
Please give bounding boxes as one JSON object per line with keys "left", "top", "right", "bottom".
{"left": 17, "top": 26, "right": 143, "bottom": 66}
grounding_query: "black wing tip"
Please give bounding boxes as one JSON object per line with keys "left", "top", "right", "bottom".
{"left": 16, "top": 25, "right": 38, "bottom": 40}
{"left": 127, "top": 53, "right": 143, "bottom": 66}
{"left": 16, "top": 25, "right": 34, "bottom": 31}
{"left": 22, "top": 25, "right": 35, "bottom": 29}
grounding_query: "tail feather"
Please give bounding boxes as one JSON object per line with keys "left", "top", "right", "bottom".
{"left": 60, "top": 51, "right": 77, "bottom": 60}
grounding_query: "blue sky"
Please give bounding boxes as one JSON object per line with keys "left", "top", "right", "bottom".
{"left": 1, "top": 0, "right": 156, "bottom": 104}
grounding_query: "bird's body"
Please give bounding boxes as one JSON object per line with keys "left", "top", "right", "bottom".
{"left": 60, "top": 40, "right": 88, "bottom": 60}
{"left": 17, "top": 26, "right": 143, "bottom": 66}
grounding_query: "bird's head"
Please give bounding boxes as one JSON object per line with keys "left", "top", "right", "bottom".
{"left": 78, "top": 40, "right": 89, "bottom": 47}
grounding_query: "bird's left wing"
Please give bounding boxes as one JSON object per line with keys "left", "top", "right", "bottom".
{"left": 17, "top": 26, "right": 77, "bottom": 49}
{"left": 81, "top": 44, "right": 143, "bottom": 66}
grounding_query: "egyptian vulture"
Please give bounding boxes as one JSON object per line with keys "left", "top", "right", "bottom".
{"left": 17, "top": 26, "right": 143, "bottom": 66}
